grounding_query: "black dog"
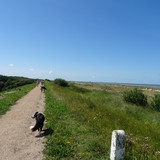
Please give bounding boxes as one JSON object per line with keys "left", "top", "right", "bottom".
{"left": 31, "top": 112, "right": 45, "bottom": 134}
{"left": 41, "top": 86, "right": 47, "bottom": 92}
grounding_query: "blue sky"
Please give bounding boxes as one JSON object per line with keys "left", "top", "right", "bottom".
{"left": 0, "top": 0, "right": 160, "bottom": 84}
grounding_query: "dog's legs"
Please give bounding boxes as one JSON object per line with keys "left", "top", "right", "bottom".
{"left": 38, "top": 128, "right": 42, "bottom": 135}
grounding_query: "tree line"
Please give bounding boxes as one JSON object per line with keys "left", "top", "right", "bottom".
{"left": 0, "top": 75, "right": 36, "bottom": 92}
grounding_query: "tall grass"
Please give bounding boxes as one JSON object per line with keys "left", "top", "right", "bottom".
{"left": 0, "top": 83, "right": 35, "bottom": 115}
{"left": 44, "top": 81, "right": 160, "bottom": 160}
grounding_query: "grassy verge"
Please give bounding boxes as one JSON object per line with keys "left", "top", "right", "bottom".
{"left": 44, "top": 81, "right": 160, "bottom": 160}
{"left": 0, "top": 83, "right": 35, "bottom": 115}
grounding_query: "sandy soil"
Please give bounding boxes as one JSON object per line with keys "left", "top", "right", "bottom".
{"left": 0, "top": 86, "right": 45, "bottom": 160}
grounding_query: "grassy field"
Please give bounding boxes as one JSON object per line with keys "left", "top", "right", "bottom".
{"left": 0, "top": 83, "right": 35, "bottom": 115}
{"left": 44, "top": 81, "right": 160, "bottom": 160}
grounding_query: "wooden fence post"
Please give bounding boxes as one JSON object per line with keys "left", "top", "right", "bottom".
{"left": 110, "top": 130, "right": 125, "bottom": 160}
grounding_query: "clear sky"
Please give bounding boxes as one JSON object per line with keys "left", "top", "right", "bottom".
{"left": 0, "top": 0, "right": 160, "bottom": 84}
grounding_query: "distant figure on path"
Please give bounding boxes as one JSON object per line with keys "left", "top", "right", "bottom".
{"left": 41, "top": 86, "right": 47, "bottom": 92}
{"left": 36, "top": 80, "right": 40, "bottom": 87}
{"left": 40, "top": 81, "right": 46, "bottom": 92}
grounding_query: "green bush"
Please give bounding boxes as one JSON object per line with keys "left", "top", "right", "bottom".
{"left": 54, "top": 78, "right": 69, "bottom": 87}
{"left": 151, "top": 94, "right": 160, "bottom": 111}
{"left": 123, "top": 88, "right": 147, "bottom": 107}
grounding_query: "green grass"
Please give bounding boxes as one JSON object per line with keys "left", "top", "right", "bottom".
{"left": 44, "top": 81, "right": 160, "bottom": 160}
{"left": 0, "top": 83, "right": 35, "bottom": 115}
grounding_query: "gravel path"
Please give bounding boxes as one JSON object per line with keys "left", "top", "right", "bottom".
{"left": 0, "top": 86, "right": 45, "bottom": 160}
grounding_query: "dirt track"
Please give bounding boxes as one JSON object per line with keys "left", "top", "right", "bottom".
{"left": 0, "top": 86, "right": 45, "bottom": 160}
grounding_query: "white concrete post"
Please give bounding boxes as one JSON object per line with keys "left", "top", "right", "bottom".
{"left": 110, "top": 130, "right": 125, "bottom": 160}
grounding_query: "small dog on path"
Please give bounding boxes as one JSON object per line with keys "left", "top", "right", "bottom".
{"left": 30, "top": 112, "right": 45, "bottom": 134}
{"left": 40, "top": 86, "right": 47, "bottom": 92}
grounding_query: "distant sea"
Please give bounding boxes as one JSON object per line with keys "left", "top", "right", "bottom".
{"left": 97, "top": 82, "right": 160, "bottom": 89}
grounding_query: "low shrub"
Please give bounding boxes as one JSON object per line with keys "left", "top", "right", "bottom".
{"left": 151, "top": 94, "right": 160, "bottom": 111}
{"left": 123, "top": 88, "right": 147, "bottom": 107}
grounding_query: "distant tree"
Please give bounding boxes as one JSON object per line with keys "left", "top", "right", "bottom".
{"left": 0, "top": 81, "right": 4, "bottom": 91}
{"left": 54, "top": 78, "right": 69, "bottom": 87}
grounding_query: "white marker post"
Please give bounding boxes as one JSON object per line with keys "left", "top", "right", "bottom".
{"left": 110, "top": 130, "right": 125, "bottom": 160}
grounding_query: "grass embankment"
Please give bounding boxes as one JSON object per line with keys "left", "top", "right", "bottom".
{"left": 0, "top": 83, "right": 35, "bottom": 115}
{"left": 44, "top": 81, "right": 160, "bottom": 160}
{"left": 0, "top": 75, "right": 35, "bottom": 92}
